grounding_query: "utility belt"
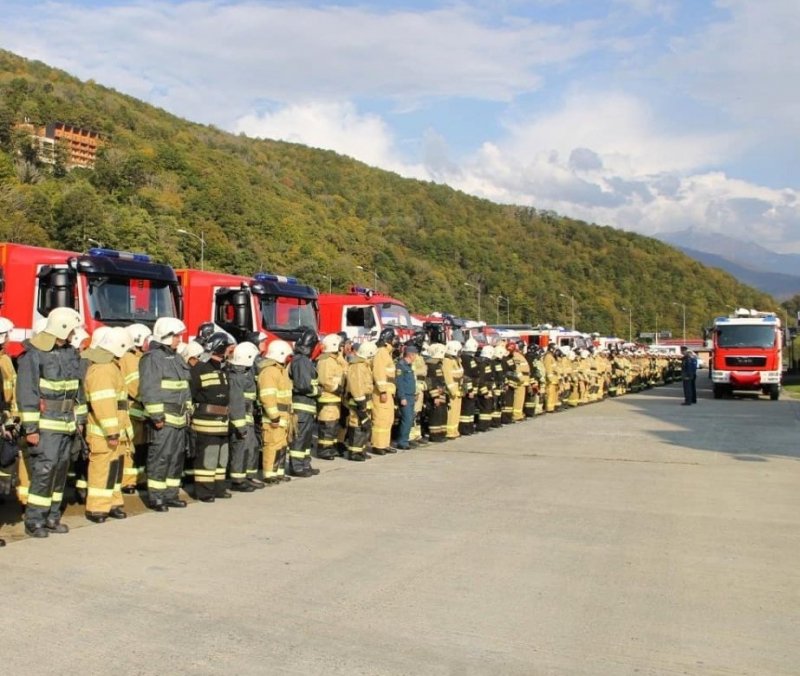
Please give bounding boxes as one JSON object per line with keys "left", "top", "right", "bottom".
{"left": 196, "top": 403, "right": 229, "bottom": 416}
{"left": 40, "top": 399, "right": 76, "bottom": 414}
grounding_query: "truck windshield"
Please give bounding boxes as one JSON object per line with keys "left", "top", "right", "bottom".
{"left": 86, "top": 275, "right": 177, "bottom": 325}
{"left": 379, "top": 303, "right": 412, "bottom": 327}
{"left": 261, "top": 296, "right": 318, "bottom": 332}
{"left": 716, "top": 325, "right": 775, "bottom": 349}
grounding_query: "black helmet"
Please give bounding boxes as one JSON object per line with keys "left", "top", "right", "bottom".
{"left": 196, "top": 322, "right": 216, "bottom": 347}
{"left": 294, "top": 327, "right": 319, "bottom": 355}
{"left": 206, "top": 332, "right": 235, "bottom": 357}
{"left": 377, "top": 326, "right": 396, "bottom": 347}
{"left": 411, "top": 329, "right": 426, "bottom": 349}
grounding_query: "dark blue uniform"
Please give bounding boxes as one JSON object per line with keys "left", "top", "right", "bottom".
{"left": 395, "top": 357, "right": 417, "bottom": 449}
{"left": 681, "top": 351, "right": 698, "bottom": 404}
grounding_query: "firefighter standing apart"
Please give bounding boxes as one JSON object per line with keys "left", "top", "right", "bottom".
{"left": 139, "top": 317, "right": 191, "bottom": 512}
{"left": 17, "top": 307, "right": 85, "bottom": 538}
{"left": 83, "top": 327, "right": 133, "bottom": 523}
{"left": 190, "top": 332, "right": 235, "bottom": 502}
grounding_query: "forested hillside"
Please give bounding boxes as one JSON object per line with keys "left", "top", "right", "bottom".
{"left": 0, "top": 49, "right": 775, "bottom": 337}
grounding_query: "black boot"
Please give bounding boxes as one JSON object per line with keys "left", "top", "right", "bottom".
{"left": 165, "top": 498, "right": 187, "bottom": 508}
{"left": 45, "top": 519, "right": 69, "bottom": 534}
{"left": 109, "top": 507, "right": 128, "bottom": 519}
{"left": 86, "top": 512, "right": 108, "bottom": 524}
{"left": 24, "top": 523, "right": 48, "bottom": 538}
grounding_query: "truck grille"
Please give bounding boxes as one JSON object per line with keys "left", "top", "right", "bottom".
{"left": 725, "top": 356, "right": 767, "bottom": 367}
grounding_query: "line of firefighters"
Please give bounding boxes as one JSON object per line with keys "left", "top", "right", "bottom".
{"left": 0, "top": 310, "right": 683, "bottom": 545}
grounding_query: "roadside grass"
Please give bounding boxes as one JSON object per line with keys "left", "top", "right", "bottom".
{"left": 782, "top": 384, "right": 800, "bottom": 399}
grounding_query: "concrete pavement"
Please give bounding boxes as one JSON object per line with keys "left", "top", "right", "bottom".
{"left": 3, "top": 378, "right": 799, "bottom": 675}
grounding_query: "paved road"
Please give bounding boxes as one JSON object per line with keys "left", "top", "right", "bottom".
{"left": 3, "top": 379, "right": 799, "bottom": 675}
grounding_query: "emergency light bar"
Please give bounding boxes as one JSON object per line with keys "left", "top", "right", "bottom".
{"left": 254, "top": 273, "right": 298, "bottom": 285}
{"left": 88, "top": 247, "right": 151, "bottom": 263}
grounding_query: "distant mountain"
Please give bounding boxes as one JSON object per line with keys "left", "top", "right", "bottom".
{"left": 658, "top": 228, "right": 800, "bottom": 276}
{"left": 671, "top": 245, "right": 800, "bottom": 300}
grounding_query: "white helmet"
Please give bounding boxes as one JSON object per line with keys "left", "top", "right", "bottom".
{"left": 445, "top": 340, "right": 462, "bottom": 357}
{"left": 266, "top": 339, "right": 292, "bottom": 365}
{"left": 230, "top": 341, "right": 259, "bottom": 367}
{"left": 152, "top": 317, "right": 186, "bottom": 344}
{"left": 321, "top": 334, "right": 342, "bottom": 354}
{"left": 356, "top": 341, "right": 378, "bottom": 360}
{"left": 44, "top": 307, "right": 83, "bottom": 340}
{"left": 493, "top": 344, "right": 508, "bottom": 359}
{"left": 70, "top": 326, "right": 90, "bottom": 350}
{"left": 0, "top": 317, "right": 13, "bottom": 343}
{"left": 463, "top": 337, "right": 479, "bottom": 353}
{"left": 97, "top": 326, "right": 132, "bottom": 359}
{"left": 480, "top": 345, "right": 495, "bottom": 359}
{"left": 428, "top": 343, "right": 446, "bottom": 360}
{"left": 89, "top": 326, "right": 113, "bottom": 350}
{"left": 126, "top": 323, "right": 152, "bottom": 349}
{"left": 180, "top": 340, "right": 205, "bottom": 361}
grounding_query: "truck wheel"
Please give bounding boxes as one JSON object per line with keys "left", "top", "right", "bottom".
{"left": 770, "top": 385, "right": 780, "bottom": 401}
{"left": 713, "top": 384, "right": 723, "bottom": 399}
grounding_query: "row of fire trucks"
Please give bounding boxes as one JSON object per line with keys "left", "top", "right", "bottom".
{"left": 0, "top": 243, "right": 787, "bottom": 401}
{"left": 0, "top": 243, "right": 415, "bottom": 357}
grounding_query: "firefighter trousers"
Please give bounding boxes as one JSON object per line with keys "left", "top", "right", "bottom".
{"left": 477, "top": 395, "right": 493, "bottom": 432}
{"left": 229, "top": 425, "right": 256, "bottom": 484}
{"left": 288, "top": 411, "right": 314, "bottom": 474}
{"left": 262, "top": 422, "right": 288, "bottom": 480}
{"left": 346, "top": 410, "right": 369, "bottom": 459}
{"left": 545, "top": 382, "right": 559, "bottom": 412}
{"left": 427, "top": 401, "right": 447, "bottom": 441}
{"left": 524, "top": 389, "right": 536, "bottom": 418}
{"left": 146, "top": 424, "right": 186, "bottom": 505}
{"left": 371, "top": 394, "right": 394, "bottom": 451}
{"left": 86, "top": 437, "right": 126, "bottom": 514}
{"left": 194, "top": 434, "right": 229, "bottom": 499}
{"left": 459, "top": 395, "right": 476, "bottom": 435}
{"left": 501, "top": 388, "right": 515, "bottom": 424}
{"left": 446, "top": 396, "right": 462, "bottom": 439}
{"left": 24, "top": 431, "right": 72, "bottom": 528}
{"left": 316, "top": 419, "right": 339, "bottom": 459}
{"left": 512, "top": 386, "right": 526, "bottom": 421}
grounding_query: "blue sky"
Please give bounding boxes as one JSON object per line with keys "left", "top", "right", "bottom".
{"left": 2, "top": 0, "right": 799, "bottom": 252}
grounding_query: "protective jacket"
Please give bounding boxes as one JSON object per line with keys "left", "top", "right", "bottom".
{"left": 190, "top": 358, "right": 230, "bottom": 436}
{"left": 139, "top": 342, "right": 191, "bottom": 428}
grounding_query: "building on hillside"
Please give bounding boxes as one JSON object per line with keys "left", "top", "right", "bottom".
{"left": 14, "top": 121, "right": 105, "bottom": 169}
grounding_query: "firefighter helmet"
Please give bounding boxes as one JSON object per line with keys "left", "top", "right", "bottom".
{"left": 45, "top": 307, "right": 83, "bottom": 340}
{"left": 98, "top": 327, "right": 133, "bottom": 359}
{"left": 70, "top": 327, "right": 90, "bottom": 351}
{"left": 152, "top": 317, "right": 186, "bottom": 344}
{"left": 321, "top": 334, "right": 342, "bottom": 354}
{"left": 230, "top": 341, "right": 259, "bottom": 367}
{"left": 356, "top": 341, "right": 378, "bottom": 360}
{"left": 206, "top": 331, "right": 235, "bottom": 357}
{"left": 196, "top": 322, "right": 216, "bottom": 347}
{"left": 428, "top": 343, "right": 446, "bottom": 359}
{"left": 0, "top": 317, "right": 13, "bottom": 343}
{"left": 493, "top": 344, "right": 507, "bottom": 359}
{"left": 445, "top": 340, "right": 462, "bottom": 357}
{"left": 377, "top": 327, "right": 396, "bottom": 347}
{"left": 463, "top": 337, "right": 479, "bottom": 353}
{"left": 89, "top": 326, "right": 113, "bottom": 350}
{"left": 294, "top": 327, "right": 319, "bottom": 355}
{"left": 126, "top": 323, "right": 151, "bottom": 349}
{"left": 480, "top": 345, "right": 495, "bottom": 359}
{"left": 266, "top": 339, "right": 292, "bottom": 364}
{"left": 179, "top": 340, "right": 205, "bottom": 362}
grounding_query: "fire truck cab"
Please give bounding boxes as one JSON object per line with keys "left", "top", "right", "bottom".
{"left": 318, "top": 286, "right": 413, "bottom": 341}
{"left": 0, "top": 243, "right": 180, "bottom": 356}
{"left": 177, "top": 269, "right": 318, "bottom": 344}
{"left": 710, "top": 308, "right": 783, "bottom": 400}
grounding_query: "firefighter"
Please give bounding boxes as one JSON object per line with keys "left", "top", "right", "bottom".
{"left": 425, "top": 343, "right": 447, "bottom": 442}
{"left": 371, "top": 327, "right": 399, "bottom": 454}
{"left": 257, "top": 339, "right": 293, "bottom": 483}
{"left": 120, "top": 323, "right": 151, "bottom": 492}
{"left": 543, "top": 343, "right": 559, "bottom": 413}
{"left": 316, "top": 333, "right": 345, "bottom": 461}
{"left": 475, "top": 345, "right": 495, "bottom": 432}
{"left": 335, "top": 332, "right": 352, "bottom": 453}
{"left": 394, "top": 343, "right": 418, "bottom": 450}
{"left": 409, "top": 330, "right": 428, "bottom": 444}
{"left": 458, "top": 338, "right": 480, "bottom": 436}
{"left": 443, "top": 340, "right": 464, "bottom": 439}
{"left": 499, "top": 342, "right": 518, "bottom": 424}
{"left": 492, "top": 343, "right": 507, "bottom": 427}
{"left": 70, "top": 326, "right": 93, "bottom": 505}
{"left": 139, "top": 317, "right": 191, "bottom": 512}
{"left": 17, "top": 307, "right": 85, "bottom": 538}
{"left": 228, "top": 341, "right": 261, "bottom": 492}
{"left": 508, "top": 341, "right": 530, "bottom": 422}
{"left": 288, "top": 328, "right": 321, "bottom": 478}
{"left": 190, "top": 332, "right": 235, "bottom": 502}
{"left": 0, "top": 317, "right": 17, "bottom": 503}
{"left": 345, "top": 341, "right": 376, "bottom": 461}
{"left": 84, "top": 327, "right": 133, "bottom": 523}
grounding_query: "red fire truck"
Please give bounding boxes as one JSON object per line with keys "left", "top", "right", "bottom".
{"left": 177, "top": 269, "right": 318, "bottom": 344}
{"left": 710, "top": 309, "right": 783, "bottom": 400}
{"left": 0, "top": 243, "right": 181, "bottom": 356}
{"left": 317, "top": 286, "right": 414, "bottom": 341}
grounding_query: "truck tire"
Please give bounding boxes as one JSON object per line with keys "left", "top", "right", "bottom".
{"left": 770, "top": 384, "right": 780, "bottom": 401}
{"left": 713, "top": 384, "right": 724, "bottom": 399}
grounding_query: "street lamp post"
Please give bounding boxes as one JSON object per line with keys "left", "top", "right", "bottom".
{"left": 672, "top": 302, "right": 687, "bottom": 345}
{"left": 491, "top": 295, "right": 509, "bottom": 324}
{"left": 177, "top": 228, "right": 205, "bottom": 270}
{"left": 321, "top": 274, "right": 332, "bottom": 294}
{"left": 356, "top": 265, "right": 378, "bottom": 291}
{"left": 559, "top": 293, "right": 575, "bottom": 330}
{"left": 621, "top": 306, "right": 633, "bottom": 342}
{"left": 86, "top": 237, "right": 105, "bottom": 249}
{"left": 464, "top": 282, "right": 481, "bottom": 322}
